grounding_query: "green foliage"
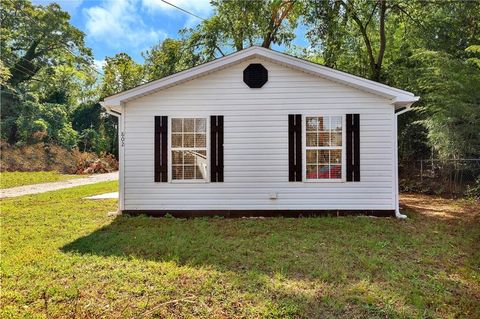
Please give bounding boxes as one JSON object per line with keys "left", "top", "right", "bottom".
{"left": 78, "top": 128, "right": 99, "bottom": 152}
{"left": 303, "top": 0, "right": 480, "bottom": 161}
{"left": 0, "top": 60, "right": 12, "bottom": 87}
{"left": 70, "top": 102, "right": 117, "bottom": 155}
{"left": 71, "top": 102, "right": 102, "bottom": 132}
{"left": 100, "top": 53, "right": 144, "bottom": 98}
{"left": 181, "top": 0, "right": 301, "bottom": 61}
{"left": 466, "top": 177, "right": 480, "bottom": 199}
{"left": 410, "top": 50, "right": 480, "bottom": 159}
{"left": 1, "top": 0, "right": 479, "bottom": 165}
{"left": 57, "top": 122, "right": 78, "bottom": 149}
{"left": 0, "top": 0, "right": 91, "bottom": 87}
{"left": 0, "top": 0, "right": 104, "bottom": 153}
{"left": 143, "top": 38, "right": 198, "bottom": 81}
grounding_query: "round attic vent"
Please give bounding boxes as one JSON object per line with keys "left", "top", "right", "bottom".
{"left": 243, "top": 63, "right": 268, "bottom": 88}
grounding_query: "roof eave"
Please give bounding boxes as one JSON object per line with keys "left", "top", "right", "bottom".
{"left": 392, "top": 95, "right": 420, "bottom": 109}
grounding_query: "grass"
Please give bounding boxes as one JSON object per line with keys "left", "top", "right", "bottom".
{"left": 1, "top": 183, "right": 479, "bottom": 318}
{"left": 0, "top": 171, "right": 85, "bottom": 189}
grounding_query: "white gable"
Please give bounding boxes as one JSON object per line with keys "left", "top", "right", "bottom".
{"left": 101, "top": 46, "right": 419, "bottom": 112}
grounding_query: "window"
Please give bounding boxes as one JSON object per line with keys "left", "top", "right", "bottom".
{"left": 305, "top": 116, "right": 343, "bottom": 180}
{"left": 171, "top": 118, "right": 207, "bottom": 181}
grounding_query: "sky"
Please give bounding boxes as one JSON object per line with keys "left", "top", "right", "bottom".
{"left": 32, "top": 0, "right": 308, "bottom": 71}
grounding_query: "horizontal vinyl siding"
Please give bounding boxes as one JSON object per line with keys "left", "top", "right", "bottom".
{"left": 123, "top": 57, "right": 395, "bottom": 210}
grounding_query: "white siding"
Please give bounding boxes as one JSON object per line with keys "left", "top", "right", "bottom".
{"left": 123, "top": 57, "right": 395, "bottom": 210}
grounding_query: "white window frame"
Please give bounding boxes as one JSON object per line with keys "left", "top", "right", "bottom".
{"left": 168, "top": 116, "right": 210, "bottom": 183}
{"left": 302, "top": 114, "right": 346, "bottom": 183}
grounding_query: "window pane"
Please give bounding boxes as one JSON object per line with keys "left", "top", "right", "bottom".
{"left": 195, "top": 133, "right": 206, "bottom": 148}
{"left": 318, "top": 117, "right": 326, "bottom": 131}
{"left": 318, "top": 150, "right": 329, "bottom": 164}
{"left": 172, "top": 150, "right": 183, "bottom": 165}
{"left": 195, "top": 166, "right": 203, "bottom": 179}
{"left": 306, "top": 117, "right": 318, "bottom": 132}
{"left": 183, "top": 134, "right": 194, "bottom": 147}
{"left": 306, "top": 150, "right": 317, "bottom": 164}
{"left": 195, "top": 162, "right": 207, "bottom": 179}
{"left": 183, "top": 118, "right": 194, "bottom": 132}
{"left": 330, "top": 150, "right": 342, "bottom": 164}
{"left": 172, "top": 119, "right": 183, "bottom": 133}
{"left": 306, "top": 133, "right": 317, "bottom": 147}
{"left": 331, "top": 132, "right": 342, "bottom": 146}
{"left": 195, "top": 118, "right": 206, "bottom": 132}
{"left": 330, "top": 116, "right": 342, "bottom": 131}
{"left": 184, "top": 151, "right": 195, "bottom": 165}
{"left": 172, "top": 134, "right": 182, "bottom": 148}
{"left": 184, "top": 165, "right": 195, "bottom": 180}
{"left": 318, "top": 165, "right": 330, "bottom": 179}
{"left": 318, "top": 132, "right": 329, "bottom": 146}
{"left": 307, "top": 165, "right": 317, "bottom": 179}
{"left": 330, "top": 165, "right": 342, "bottom": 179}
{"left": 172, "top": 166, "right": 183, "bottom": 180}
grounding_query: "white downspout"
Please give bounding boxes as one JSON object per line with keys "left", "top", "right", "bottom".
{"left": 394, "top": 106, "right": 411, "bottom": 219}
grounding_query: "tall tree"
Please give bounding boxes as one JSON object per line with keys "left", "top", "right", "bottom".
{"left": 182, "top": 0, "right": 301, "bottom": 60}
{"left": 100, "top": 53, "right": 144, "bottom": 98}
{"left": 0, "top": 0, "right": 91, "bottom": 87}
{"left": 0, "top": 0, "right": 92, "bottom": 143}
{"left": 142, "top": 38, "right": 199, "bottom": 81}
{"left": 305, "top": 0, "right": 392, "bottom": 81}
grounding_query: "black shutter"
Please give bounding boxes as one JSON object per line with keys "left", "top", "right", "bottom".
{"left": 154, "top": 116, "right": 168, "bottom": 182}
{"left": 346, "top": 114, "right": 360, "bottom": 182}
{"left": 288, "top": 114, "right": 302, "bottom": 181}
{"left": 210, "top": 115, "right": 224, "bottom": 182}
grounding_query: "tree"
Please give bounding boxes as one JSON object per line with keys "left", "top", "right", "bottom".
{"left": 100, "top": 53, "right": 144, "bottom": 98}
{"left": 71, "top": 102, "right": 118, "bottom": 155}
{"left": 0, "top": 0, "right": 91, "bottom": 87}
{"left": 143, "top": 38, "right": 199, "bottom": 81}
{"left": 408, "top": 50, "right": 480, "bottom": 159}
{"left": 182, "top": 0, "right": 301, "bottom": 60}
{"left": 0, "top": 0, "right": 93, "bottom": 144}
{"left": 305, "top": 0, "right": 393, "bottom": 81}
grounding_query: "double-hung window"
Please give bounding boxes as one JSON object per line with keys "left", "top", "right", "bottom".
{"left": 305, "top": 116, "right": 343, "bottom": 180}
{"left": 171, "top": 118, "right": 208, "bottom": 181}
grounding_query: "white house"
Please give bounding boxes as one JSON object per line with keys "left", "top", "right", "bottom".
{"left": 101, "top": 46, "right": 419, "bottom": 218}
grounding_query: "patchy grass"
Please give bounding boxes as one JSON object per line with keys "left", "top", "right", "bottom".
{"left": 0, "top": 171, "right": 85, "bottom": 189}
{"left": 1, "top": 184, "right": 479, "bottom": 318}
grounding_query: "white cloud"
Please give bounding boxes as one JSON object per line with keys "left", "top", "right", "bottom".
{"left": 84, "top": 0, "right": 167, "bottom": 50}
{"left": 141, "top": 0, "right": 212, "bottom": 20}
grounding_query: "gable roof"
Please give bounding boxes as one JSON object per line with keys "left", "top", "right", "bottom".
{"left": 101, "top": 46, "right": 419, "bottom": 111}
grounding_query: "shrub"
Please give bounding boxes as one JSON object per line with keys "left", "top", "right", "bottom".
{"left": 466, "top": 177, "right": 480, "bottom": 199}
{"left": 57, "top": 123, "right": 78, "bottom": 149}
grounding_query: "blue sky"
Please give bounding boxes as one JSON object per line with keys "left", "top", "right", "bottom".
{"left": 33, "top": 0, "right": 307, "bottom": 70}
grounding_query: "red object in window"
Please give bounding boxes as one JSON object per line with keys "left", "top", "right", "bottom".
{"left": 307, "top": 166, "right": 341, "bottom": 179}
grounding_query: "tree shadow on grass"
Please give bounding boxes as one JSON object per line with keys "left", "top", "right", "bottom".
{"left": 62, "top": 216, "right": 413, "bottom": 315}
{"left": 60, "top": 212, "right": 477, "bottom": 318}
{"left": 62, "top": 215, "right": 391, "bottom": 277}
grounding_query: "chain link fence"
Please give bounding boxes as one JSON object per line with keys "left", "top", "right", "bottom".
{"left": 400, "top": 159, "right": 480, "bottom": 197}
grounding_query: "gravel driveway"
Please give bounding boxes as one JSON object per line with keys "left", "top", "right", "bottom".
{"left": 0, "top": 172, "right": 118, "bottom": 199}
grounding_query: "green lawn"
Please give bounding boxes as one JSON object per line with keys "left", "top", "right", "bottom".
{"left": 0, "top": 171, "right": 84, "bottom": 189}
{"left": 1, "top": 183, "right": 479, "bottom": 318}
